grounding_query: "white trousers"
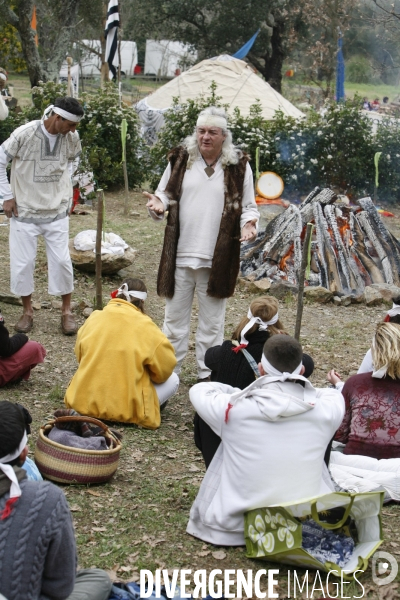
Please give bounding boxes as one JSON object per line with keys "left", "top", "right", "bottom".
{"left": 163, "top": 267, "right": 226, "bottom": 378}
{"left": 9, "top": 217, "right": 74, "bottom": 297}
{"left": 153, "top": 372, "right": 180, "bottom": 405}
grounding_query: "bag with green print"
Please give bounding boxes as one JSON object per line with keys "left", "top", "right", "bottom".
{"left": 244, "top": 491, "right": 384, "bottom": 578}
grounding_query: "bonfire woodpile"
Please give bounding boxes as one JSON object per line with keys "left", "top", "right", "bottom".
{"left": 241, "top": 187, "right": 400, "bottom": 301}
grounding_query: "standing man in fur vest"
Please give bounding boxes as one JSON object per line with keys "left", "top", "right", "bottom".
{"left": 144, "top": 107, "right": 259, "bottom": 381}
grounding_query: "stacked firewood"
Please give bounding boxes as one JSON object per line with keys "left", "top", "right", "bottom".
{"left": 241, "top": 187, "right": 400, "bottom": 296}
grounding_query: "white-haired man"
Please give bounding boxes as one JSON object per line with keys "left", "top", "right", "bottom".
{"left": 144, "top": 107, "right": 259, "bottom": 380}
{"left": 0, "top": 96, "right": 83, "bottom": 335}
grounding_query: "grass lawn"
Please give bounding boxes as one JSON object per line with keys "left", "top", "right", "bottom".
{"left": 0, "top": 190, "right": 399, "bottom": 598}
{"left": 4, "top": 72, "right": 168, "bottom": 108}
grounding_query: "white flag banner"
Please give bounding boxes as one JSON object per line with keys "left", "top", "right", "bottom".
{"left": 104, "top": 0, "right": 120, "bottom": 79}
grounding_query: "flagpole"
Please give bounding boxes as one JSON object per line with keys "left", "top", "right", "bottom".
{"left": 118, "top": 29, "right": 122, "bottom": 107}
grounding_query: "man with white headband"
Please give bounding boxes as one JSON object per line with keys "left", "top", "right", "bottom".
{"left": 0, "top": 400, "right": 112, "bottom": 600}
{"left": 144, "top": 106, "right": 259, "bottom": 381}
{"left": 0, "top": 96, "right": 84, "bottom": 335}
{"left": 187, "top": 334, "right": 344, "bottom": 546}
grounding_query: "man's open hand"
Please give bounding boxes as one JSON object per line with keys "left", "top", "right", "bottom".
{"left": 143, "top": 192, "right": 165, "bottom": 215}
{"left": 3, "top": 198, "right": 18, "bottom": 218}
{"left": 240, "top": 219, "right": 257, "bottom": 242}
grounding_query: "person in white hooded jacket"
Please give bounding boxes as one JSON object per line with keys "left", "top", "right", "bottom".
{"left": 187, "top": 334, "right": 345, "bottom": 546}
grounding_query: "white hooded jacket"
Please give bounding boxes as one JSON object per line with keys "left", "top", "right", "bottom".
{"left": 187, "top": 376, "right": 345, "bottom": 546}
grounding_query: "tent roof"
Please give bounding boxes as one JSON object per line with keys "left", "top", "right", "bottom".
{"left": 140, "top": 55, "right": 303, "bottom": 120}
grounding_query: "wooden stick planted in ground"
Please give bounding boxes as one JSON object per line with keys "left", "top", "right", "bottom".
{"left": 95, "top": 189, "right": 104, "bottom": 310}
{"left": 294, "top": 222, "right": 314, "bottom": 341}
{"left": 121, "top": 118, "right": 129, "bottom": 215}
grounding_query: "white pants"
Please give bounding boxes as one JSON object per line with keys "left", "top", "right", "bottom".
{"left": 163, "top": 267, "right": 226, "bottom": 378}
{"left": 10, "top": 217, "right": 74, "bottom": 297}
{"left": 153, "top": 372, "right": 180, "bottom": 405}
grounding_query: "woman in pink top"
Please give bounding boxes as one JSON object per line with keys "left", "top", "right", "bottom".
{"left": 330, "top": 323, "right": 400, "bottom": 459}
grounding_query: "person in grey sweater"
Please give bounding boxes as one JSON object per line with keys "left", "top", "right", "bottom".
{"left": 0, "top": 401, "right": 111, "bottom": 600}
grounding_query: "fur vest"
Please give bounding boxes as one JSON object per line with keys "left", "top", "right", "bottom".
{"left": 157, "top": 146, "right": 248, "bottom": 299}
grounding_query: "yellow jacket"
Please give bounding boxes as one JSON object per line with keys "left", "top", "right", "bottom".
{"left": 64, "top": 299, "right": 176, "bottom": 429}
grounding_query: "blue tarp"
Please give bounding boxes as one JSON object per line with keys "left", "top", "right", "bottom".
{"left": 233, "top": 29, "right": 260, "bottom": 60}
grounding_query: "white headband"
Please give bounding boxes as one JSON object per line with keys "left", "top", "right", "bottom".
{"left": 0, "top": 432, "right": 28, "bottom": 502}
{"left": 261, "top": 355, "right": 303, "bottom": 380}
{"left": 387, "top": 303, "right": 400, "bottom": 318}
{"left": 196, "top": 114, "right": 227, "bottom": 130}
{"left": 43, "top": 104, "right": 83, "bottom": 123}
{"left": 117, "top": 283, "right": 147, "bottom": 302}
{"left": 240, "top": 308, "right": 279, "bottom": 345}
{"left": 0, "top": 73, "right": 7, "bottom": 81}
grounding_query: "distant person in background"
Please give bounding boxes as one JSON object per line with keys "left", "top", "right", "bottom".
{"left": 0, "top": 68, "right": 8, "bottom": 122}
{"left": 383, "top": 96, "right": 389, "bottom": 104}
{"left": 362, "top": 98, "right": 371, "bottom": 111}
{"left": 371, "top": 98, "right": 380, "bottom": 111}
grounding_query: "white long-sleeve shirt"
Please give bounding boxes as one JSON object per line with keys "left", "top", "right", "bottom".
{"left": 0, "top": 121, "right": 81, "bottom": 221}
{"left": 151, "top": 156, "right": 259, "bottom": 269}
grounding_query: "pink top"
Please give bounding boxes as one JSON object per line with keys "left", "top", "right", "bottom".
{"left": 335, "top": 372, "right": 400, "bottom": 459}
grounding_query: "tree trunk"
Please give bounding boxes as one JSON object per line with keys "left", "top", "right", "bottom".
{"left": 14, "top": 0, "right": 46, "bottom": 86}
{"left": 261, "top": 20, "right": 286, "bottom": 93}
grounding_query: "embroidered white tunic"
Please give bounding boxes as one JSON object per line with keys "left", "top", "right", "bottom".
{"left": 0, "top": 120, "right": 81, "bottom": 223}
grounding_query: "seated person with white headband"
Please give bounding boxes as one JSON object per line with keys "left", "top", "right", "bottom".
{"left": 194, "top": 296, "right": 287, "bottom": 467}
{"left": 0, "top": 96, "right": 84, "bottom": 336}
{"left": 187, "top": 334, "right": 344, "bottom": 546}
{"left": 64, "top": 278, "right": 179, "bottom": 429}
{"left": 329, "top": 322, "right": 400, "bottom": 459}
{"left": 0, "top": 400, "right": 111, "bottom": 600}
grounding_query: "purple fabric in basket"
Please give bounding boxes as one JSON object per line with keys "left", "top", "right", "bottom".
{"left": 48, "top": 427, "right": 107, "bottom": 450}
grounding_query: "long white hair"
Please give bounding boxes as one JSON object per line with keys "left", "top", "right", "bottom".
{"left": 182, "top": 106, "right": 242, "bottom": 169}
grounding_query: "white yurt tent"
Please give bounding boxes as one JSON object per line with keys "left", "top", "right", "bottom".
{"left": 135, "top": 54, "right": 303, "bottom": 144}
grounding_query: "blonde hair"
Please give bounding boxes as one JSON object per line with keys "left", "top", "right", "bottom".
{"left": 232, "top": 296, "right": 286, "bottom": 342}
{"left": 371, "top": 322, "right": 400, "bottom": 379}
{"left": 183, "top": 106, "right": 243, "bottom": 169}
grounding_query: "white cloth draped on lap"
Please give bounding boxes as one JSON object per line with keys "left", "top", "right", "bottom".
{"left": 330, "top": 451, "right": 400, "bottom": 501}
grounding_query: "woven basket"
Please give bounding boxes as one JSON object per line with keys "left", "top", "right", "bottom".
{"left": 34, "top": 416, "right": 122, "bottom": 484}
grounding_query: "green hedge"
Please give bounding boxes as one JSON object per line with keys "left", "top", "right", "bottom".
{"left": 146, "top": 88, "right": 400, "bottom": 203}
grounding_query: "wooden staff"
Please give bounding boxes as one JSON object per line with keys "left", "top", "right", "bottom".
{"left": 95, "top": 189, "right": 104, "bottom": 310}
{"left": 294, "top": 222, "right": 313, "bottom": 341}
{"left": 121, "top": 118, "right": 129, "bottom": 215}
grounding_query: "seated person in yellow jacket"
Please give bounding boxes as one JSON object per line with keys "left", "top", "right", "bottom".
{"left": 64, "top": 278, "right": 179, "bottom": 429}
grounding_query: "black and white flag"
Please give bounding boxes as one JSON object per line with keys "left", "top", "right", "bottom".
{"left": 104, "top": 0, "right": 120, "bottom": 79}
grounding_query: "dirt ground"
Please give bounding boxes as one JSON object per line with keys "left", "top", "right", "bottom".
{"left": 0, "top": 191, "right": 399, "bottom": 599}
